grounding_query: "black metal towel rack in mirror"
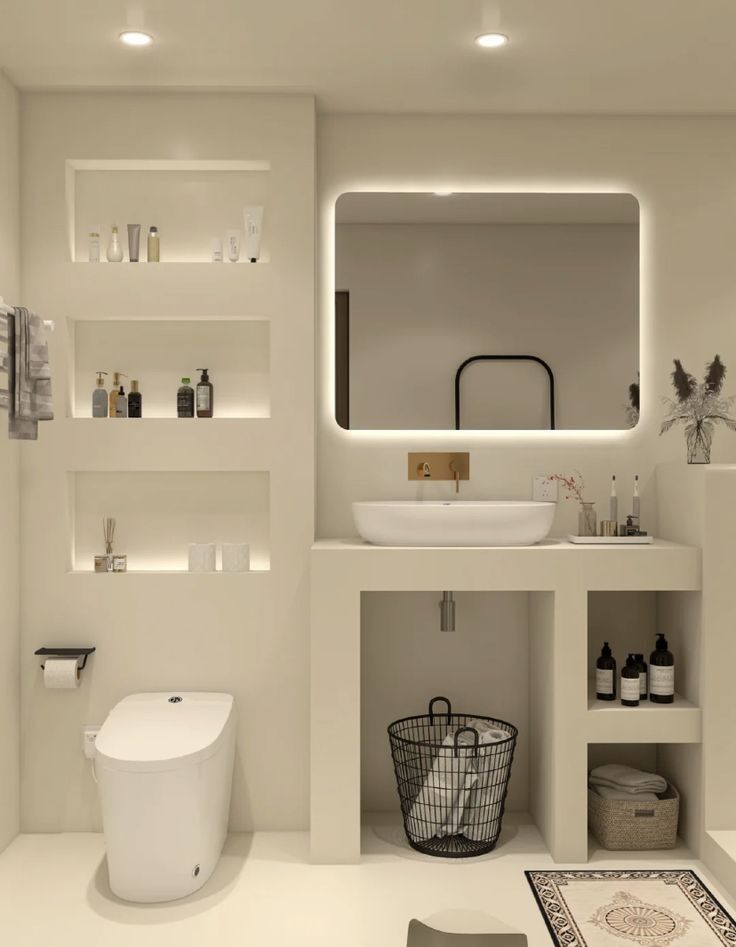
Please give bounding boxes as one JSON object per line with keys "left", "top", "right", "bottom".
{"left": 454, "top": 355, "right": 556, "bottom": 430}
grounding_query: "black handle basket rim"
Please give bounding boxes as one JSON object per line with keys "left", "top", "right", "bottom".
{"left": 387, "top": 712, "right": 518, "bottom": 750}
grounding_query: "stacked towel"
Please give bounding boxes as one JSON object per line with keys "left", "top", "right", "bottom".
{"left": 7, "top": 308, "right": 53, "bottom": 440}
{"left": 589, "top": 764, "right": 666, "bottom": 798}
{"left": 408, "top": 720, "right": 508, "bottom": 841}
{"left": 594, "top": 785, "right": 659, "bottom": 803}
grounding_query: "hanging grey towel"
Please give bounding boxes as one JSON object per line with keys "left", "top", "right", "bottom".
{"left": 0, "top": 314, "right": 9, "bottom": 410}
{"left": 7, "top": 307, "right": 53, "bottom": 440}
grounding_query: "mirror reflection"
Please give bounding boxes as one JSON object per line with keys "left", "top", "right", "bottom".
{"left": 335, "top": 192, "right": 639, "bottom": 431}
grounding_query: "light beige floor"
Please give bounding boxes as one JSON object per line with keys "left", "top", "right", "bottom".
{"left": 0, "top": 815, "right": 732, "bottom": 947}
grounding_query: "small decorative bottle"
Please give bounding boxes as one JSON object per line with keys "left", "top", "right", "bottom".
{"left": 147, "top": 226, "right": 160, "bottom": 262}
{"left": 89, "top": 226, "right": 101, "bottom": 263}
{"left": 621, "top": 653, "right": 640, "bottom": 707}
{"left": 650, "top": 633, "right": 675, "bottom": 703}
{"left": 177, "top": 377, "right": 195, "bottom": 418}
{"left": 128, "top": 380, "right": 142, "bottom": 418}
{"left": 596, "top": 642, "right": 616, "bottom": 701}
{"left": 634, "top": 652, "right": 648, "bottom": 701}
{"left": 578, "top": 502, "right": 597, "bottom": 537}
{"left": 107, "top": 225, "right": 124, "bottom": 263}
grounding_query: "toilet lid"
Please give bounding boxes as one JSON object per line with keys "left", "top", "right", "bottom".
{"left": 95, "top": 692, "right": 234, "bottom": 772}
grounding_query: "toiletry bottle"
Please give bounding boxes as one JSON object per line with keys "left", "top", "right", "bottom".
{"left": 107, "top": 225, "right": 124, "bottom": 263}
{"left": 177, "top": 377, "right": 195, "bottom": 418}
{"left": 128, "top": 380, "right": 142, "bottom": 418}
{"left": 92, "top": 371, "right": 108, "bottom": 418}
{"left": 147, "top": 226, "right": 160, "bottom": 262}
{"left": 196, "top": 368, "right": 214, "bottom": 418}
{"left": 610, "top": 475, "right": 618, "bottom": 523}
{"left": 226, "top": 230, "right": 241, "bottom": 262}
{"left": 89, "top": 226, "right": 101, "bottom": 263}
{"left": 633, "top": 475, "right": 640, "bottom": 527}
{"left": 115, "top": 382, "right": 128, "bottom": 418}
{"left": 595, "top": 642, "right": 616, "bottom": 701}
{"left": 650, "top": 633, "right": 675, "bottom": 703}
{"left": 634, "top": 652, "right": 648, "bottom": 700}
{"left": 211, "top": 237, "right": 223, "bottom": 262}
{"left": 621, "top": 653, "right": 640, "bottom": 707}
{"left": 108, "top": 373, "right": 127, "bottom": 417}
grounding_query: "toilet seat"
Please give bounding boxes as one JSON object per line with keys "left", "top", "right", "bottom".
{"left": 96, "top": 692, "right": 235, "bottom": 773}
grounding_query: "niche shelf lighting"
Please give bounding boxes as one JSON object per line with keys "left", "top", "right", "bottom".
{"left": 475, "top": 32, "right": 509, "bottom": 49}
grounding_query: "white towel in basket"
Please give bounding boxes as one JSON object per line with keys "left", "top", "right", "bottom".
{"left": 408, "top": 720, "right": 507, "bottom": 841}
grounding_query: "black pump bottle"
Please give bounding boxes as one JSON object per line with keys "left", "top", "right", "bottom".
{"left": 596, "top": 642, "right": 616, "bottom": 701}
{"left": 650, "top": 633, "right": 674, "bottom": 703}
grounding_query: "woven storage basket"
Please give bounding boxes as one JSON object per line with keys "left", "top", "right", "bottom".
{"left": 588, "top": 783, "right": 679, "bottom": 850}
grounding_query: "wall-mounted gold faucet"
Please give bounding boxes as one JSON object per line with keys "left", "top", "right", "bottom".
{"left": 408, "top": 452, "right": 470, "bottom": 494}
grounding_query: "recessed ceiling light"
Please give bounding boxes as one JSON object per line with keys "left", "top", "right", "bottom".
{"left": 475, "top": 32, "right": 509, "bottom": 49}
{"left": 434, "top": 189, "right": 454, "bottom": 196}
{"left": 119, "top": 30, "right": 154, "bottom": 47}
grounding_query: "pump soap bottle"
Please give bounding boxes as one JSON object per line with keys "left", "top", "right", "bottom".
{"left": 650, "top": 633, "right": 675, "bottom": 703}
{"left": 108, "top": 373, "right": 127, "bottom": 417}
{"left": 196, "top": 369, "right": 213, "bottom": 418}
{"left": 621, "top": 654, "right": 641, "bottom": 707}
{"left": 92, "top": 372, "right": 108, "bottom": 418}
{"left": 128, "top": 380, "right": 142, "bottom": 418}
{"left": 596, "top": 642, "right": 616, "bottom": 701}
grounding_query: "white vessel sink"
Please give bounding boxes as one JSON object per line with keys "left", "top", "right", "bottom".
{"left": 352, "top": 500, "right": 556, "bottom": 547}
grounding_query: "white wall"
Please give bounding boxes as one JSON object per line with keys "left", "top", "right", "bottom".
{"left": 337, "top": 221, "right": 638, "bottom": 430}
{"left": 19, "top": 92, "right": 314, "bottom": 833}
{"left": 0, "top": 71, "right": 20, "bottom": 851}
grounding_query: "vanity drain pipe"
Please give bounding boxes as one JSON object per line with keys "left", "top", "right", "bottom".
{"left": 439, "top": 591, "right": 456, "bottom": 632}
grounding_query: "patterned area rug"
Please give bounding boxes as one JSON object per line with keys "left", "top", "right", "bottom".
{"left": 526, "top": 870, "right": 736, "bottom": 947}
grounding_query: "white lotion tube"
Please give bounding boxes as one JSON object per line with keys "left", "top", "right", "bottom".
{"left": 244, "top": 205, "right": 263, "bottom": 262}
{"left": 609, "top": 475, "right": 617, "bottom": 522}
{"left": 225, "top": 229, "right": 241, "bottom": 263}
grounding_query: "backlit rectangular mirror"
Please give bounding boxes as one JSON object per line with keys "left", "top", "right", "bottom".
{"left": 334, "top": 192, "right": 640, "bottom": 430}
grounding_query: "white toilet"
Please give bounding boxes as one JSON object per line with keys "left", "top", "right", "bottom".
{"left": 95, "top": 692, "right": 236, "bottom": 903}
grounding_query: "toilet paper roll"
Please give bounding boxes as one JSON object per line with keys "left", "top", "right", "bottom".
{"left": 221, "top": 543, "right": 250, "bottom": 572}
{"left": 188, "top": 543, "right": 217, "bottom": 572}
{"left": 43, "top": 658, "right": 81, "bottom": 689}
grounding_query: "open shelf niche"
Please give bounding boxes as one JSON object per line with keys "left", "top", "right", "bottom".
{"left": 66, "top": 159, "right": 270, "bottom": 264}
{"left": 70, "top": 317, "right": 270, "bottom": 419}
{"left": 70, "top": 470, "right": 270, "bottom": 573}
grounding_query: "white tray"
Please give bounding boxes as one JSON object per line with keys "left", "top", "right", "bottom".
{"left": 567, "top": 534, "right": 654, "bottom": 545}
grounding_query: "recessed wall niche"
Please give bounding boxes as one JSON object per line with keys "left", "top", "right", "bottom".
{"left": 72, "top": 319, "right": 270, "bottom": 419}
{"left": 70, "top": 470, "right": 270, "bottom": 572}
{"left": 68, "top": 159, "right": 270, "bottom": 263}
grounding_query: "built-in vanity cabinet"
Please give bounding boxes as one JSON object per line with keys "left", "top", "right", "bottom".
{"left": 310, "top": 539, "right": 701, "bottom": 865}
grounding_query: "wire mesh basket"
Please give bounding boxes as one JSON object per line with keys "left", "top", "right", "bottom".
{"left": 388, "top": 696, "right": 518, "bottom": 858}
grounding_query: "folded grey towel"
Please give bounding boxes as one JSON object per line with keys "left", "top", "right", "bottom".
{"left": 8, "top": 307, "right": 53, "bottom": 440}
{"left": 589, "top": 763, "right": 667, "bottom": 795}
{"left": 593, "top": 785, "right": 659, "bottom": 802}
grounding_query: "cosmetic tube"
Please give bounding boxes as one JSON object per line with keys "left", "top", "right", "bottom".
{"left": 225, "top": 229, "right": 241, "bottom": 263}
{"left": 244, "top": 205, "right": 263, "bottom": 262}
{"left": 127, "top": 224, "right": 141, "bottom": 262}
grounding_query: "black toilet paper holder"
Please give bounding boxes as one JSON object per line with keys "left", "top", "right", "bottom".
{"left": 35, "top": 647, "right": 96, "bottom": 671}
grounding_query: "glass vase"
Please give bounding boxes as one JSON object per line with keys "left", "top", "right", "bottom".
{"left": 686, "top": 424, "right": 711, "bottom": 464}
{"left": 578, "top": 502, "right": 597, "bottom": 537}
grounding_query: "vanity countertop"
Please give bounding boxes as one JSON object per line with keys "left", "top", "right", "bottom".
{"left": 310, "top": 537, "right": 701, "bottom": 592}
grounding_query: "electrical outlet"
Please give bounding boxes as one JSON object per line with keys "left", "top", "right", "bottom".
{"left": 82, "top": 726, "right": 100, "bottom": 760}
{"left": 533, "top": 476, "right": 559, "bottom": 502}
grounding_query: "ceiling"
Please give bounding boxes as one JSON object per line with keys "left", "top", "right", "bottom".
{"left": 335, "top": 193, "right": 640, "bottom": 225}
{"left": 2, "top": 1, "right": 736, "bottom": 114}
